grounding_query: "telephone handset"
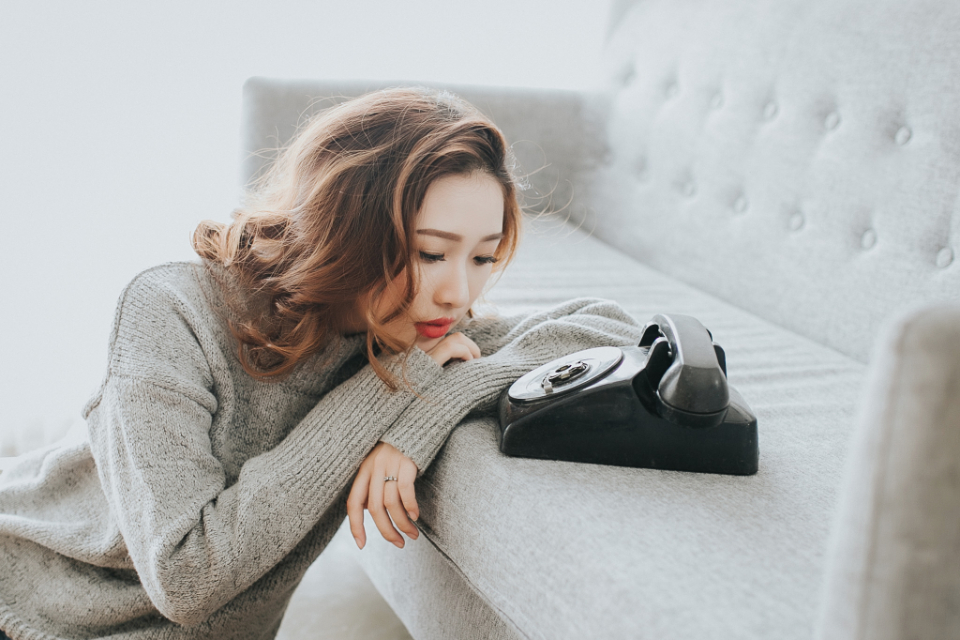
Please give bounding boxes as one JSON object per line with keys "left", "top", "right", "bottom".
{"left": 637, "top": 313, "right": 729, "bottom": 427}
{"left": 498, "top": 314, "right": 758, "bottom": 475}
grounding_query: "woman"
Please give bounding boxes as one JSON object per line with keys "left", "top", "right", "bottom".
{"left": 0, "top": 87, "right": 640, "bottom": 639}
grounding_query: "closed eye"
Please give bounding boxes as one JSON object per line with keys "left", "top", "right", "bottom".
{"left": 474, "top": 255, "right": 499, "bottom": 265}
{"left": 419, "top": 251, "right": 445, "bottom": 263}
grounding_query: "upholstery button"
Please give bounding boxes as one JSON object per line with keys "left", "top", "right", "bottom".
{"left": 861, "top": 229, "right": 877, "bottom": 250}
{"left": 895, "top": 126, "right": 912, "bottom": 145}
{"left": 763, "top": 101, "right": 778, "bottom": 120}
{"left": 789, "top": 212, "right": 805, "bottom": 230}
{"left": 711, "top": 93, "right": 724, "bottom": 109}
{"left": 682, "top": 180, "right": 696, "bottom": 197}
{"left": 666, "top": 82, "right": 679, "bottom": 98}
{"left": 733, "top": 195, "right": 748, "bottom": 213}
{"left": 825, "top": 112, "right": 841, "bottom": 130}
{"left": 936, "top": 247, "right": 954, "bottom": 268}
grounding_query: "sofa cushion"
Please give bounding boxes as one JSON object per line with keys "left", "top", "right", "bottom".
{"left": 355, "top": 217, "right": 866, "bottom": 640}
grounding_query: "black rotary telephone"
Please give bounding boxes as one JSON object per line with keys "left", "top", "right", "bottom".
{"left": 497, "top": 314, "right": 758, "bottom": 475}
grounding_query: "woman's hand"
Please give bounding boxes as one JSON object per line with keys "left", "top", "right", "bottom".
{"left": 347, "top": 441, "right": 420, "bottom": 549}
{"left": 423, "top": 331, "right": 481, "bottom": 367}
{"left": 346, "top": 333, "right": 480, "bottom": 550}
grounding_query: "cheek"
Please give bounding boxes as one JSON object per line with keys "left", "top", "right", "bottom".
{"left": 469, "top": 266, "right": 494, "bottom": 300}
{"left": 409, "top": 267, "right": 434, "bottom": 307}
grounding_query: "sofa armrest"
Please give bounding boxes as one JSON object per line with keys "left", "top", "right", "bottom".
{"left": 817, "top": 304, "right": 960, "bottom": 640}
{"left": 240, "top": 77, "right": 609, "bottom": 217}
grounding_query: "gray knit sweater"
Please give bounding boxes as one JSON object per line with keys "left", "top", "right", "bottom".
{"left": 0, "top": 261, "right": 641, "bottom": 640}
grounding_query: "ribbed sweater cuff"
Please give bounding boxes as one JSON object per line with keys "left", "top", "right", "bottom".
{"left": 256, "top": 347, "right": 443, "bottom": 513}
{"left": 380, "top": 355, "right": 543, "bottom": 473}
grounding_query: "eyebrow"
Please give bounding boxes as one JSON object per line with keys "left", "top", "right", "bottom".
{"left": 417, "top": 229, "right": 503, "bottom": 242}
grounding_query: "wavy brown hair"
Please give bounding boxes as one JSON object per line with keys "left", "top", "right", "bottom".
{"left": 193, "top": 87, "right": 522, "bottom": 389}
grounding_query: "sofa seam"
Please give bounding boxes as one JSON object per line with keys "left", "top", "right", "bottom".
{"left": 417, "top": 527, "right": 532, "bottom": 640}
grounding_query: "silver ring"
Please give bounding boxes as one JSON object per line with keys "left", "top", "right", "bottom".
{"left": 384, "top": 476, "right": 397, "bottom": 482}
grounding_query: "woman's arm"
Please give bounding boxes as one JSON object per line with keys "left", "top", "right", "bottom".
{"left": 379, "top": 297, "right": 643, "bottom": 474}
{"left": 86, "top": 269, "right": 443, "bottom": 626}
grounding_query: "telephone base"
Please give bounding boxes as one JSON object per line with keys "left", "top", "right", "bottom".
{"left": 497, "top": 344, "right": 759, "bottom": 476}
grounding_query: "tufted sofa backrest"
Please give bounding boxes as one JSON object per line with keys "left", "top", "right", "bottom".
{"left": 588, "top": 0, "right": 960, "bottom": 363}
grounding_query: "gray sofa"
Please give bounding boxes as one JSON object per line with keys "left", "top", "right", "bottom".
{"left": 241, "top": 0, "right": 960, "bottom": 638}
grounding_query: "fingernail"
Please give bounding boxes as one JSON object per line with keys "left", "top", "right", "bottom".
{"left": 394, "top": 540, "right": 404, "bottom": 549}
{"left": 407, "top": 511, "right": 417, "bottom": 521}
{"left": 355, "top": 537, "right": 364, "bottom": 550}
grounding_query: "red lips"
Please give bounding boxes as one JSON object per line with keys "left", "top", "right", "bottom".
{"left": 415, "top": 317, "right": 455, "bottom": 339}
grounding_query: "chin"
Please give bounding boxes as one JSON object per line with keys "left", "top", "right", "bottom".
{"left": 415, "top": 335, "right": 443, "bottom": 351}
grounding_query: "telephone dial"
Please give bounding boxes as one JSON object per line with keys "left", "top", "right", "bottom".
{"left": 497, "top": 314, "right": 758, "bottom": 475}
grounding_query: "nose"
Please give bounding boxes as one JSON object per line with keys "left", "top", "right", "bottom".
{"left": 433, "top": 262, "right": 470, "bottom": 309}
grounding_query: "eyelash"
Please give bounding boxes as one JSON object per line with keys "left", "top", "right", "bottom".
{"left": 419, "top": 251, "right": 499, "bottom": 266}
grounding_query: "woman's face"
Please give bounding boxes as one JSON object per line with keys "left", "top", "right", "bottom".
{"left": 369, "top": 171, "right": 506, "bottom": 352}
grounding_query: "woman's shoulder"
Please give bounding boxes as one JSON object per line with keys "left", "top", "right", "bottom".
{"left": 74, "top": 262, "right": 226, "bottom": 420}
{"left": 107, "top": 261, "right": 231, "bottom": 365}
{"left": 121, "top": 260, "right": 209, "bottom": 299}
{"left": 114, "top": 261, "right": 233, "bottom": 322}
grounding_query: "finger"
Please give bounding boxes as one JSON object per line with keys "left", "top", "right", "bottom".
{"left": 383, "top": 475, "right": 419, "bottom": 540}
{"left": 454, "top": 333, "right": 481, "bottom": 360}
{"left": 397, "top": 459, "right": 420, "bottom": 522}
{"left": 428, "top": 344, "right": 459, "bottom": 366}
{"left": 347, "top": 468, "right": 370, "bottom": 549}
{"left": 369, "top": 460, "right": 404, "bottom": 548}
{"left": 466, "top": 337, "right": 481, "bottom": 360}
{"left": 441, "top": 340, "right": 475, "bottom": 363}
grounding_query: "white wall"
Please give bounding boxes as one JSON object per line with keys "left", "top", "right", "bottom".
{"left": 0, "top": 0, "right": 612, "bottom": 449}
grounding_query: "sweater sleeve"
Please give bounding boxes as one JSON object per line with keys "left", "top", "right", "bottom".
{"left": 85, "top": 270, "right": 442, "bottom": 626}
{"left": 379, "top": 298, "right": 643, "bottom": 473}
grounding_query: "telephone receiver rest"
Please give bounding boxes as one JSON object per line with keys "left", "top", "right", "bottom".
{"left": 638, "top": 314, "right": 729, "bottom": 428}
